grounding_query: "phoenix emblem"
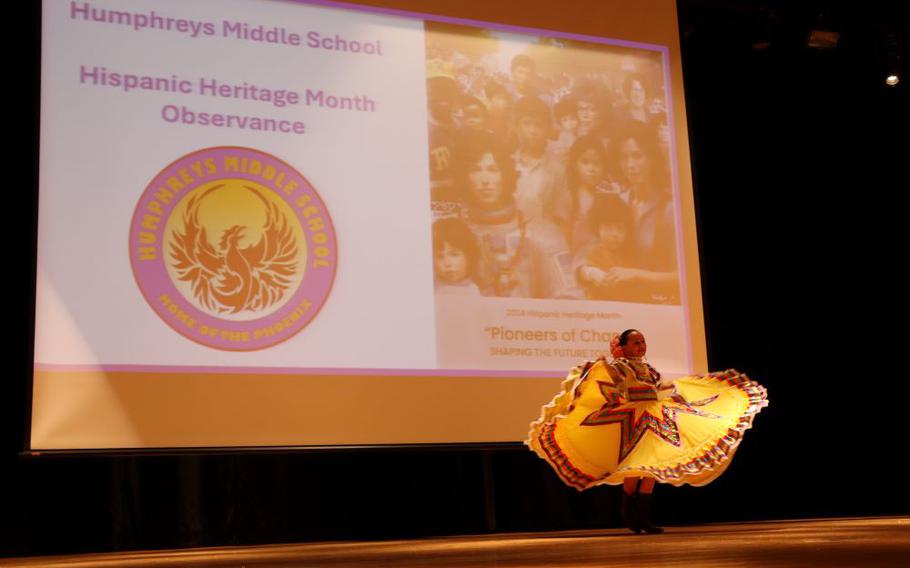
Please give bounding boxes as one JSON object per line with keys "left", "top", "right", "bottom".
{"left": 169, "top": 185, "right": 299, "bottom": 314}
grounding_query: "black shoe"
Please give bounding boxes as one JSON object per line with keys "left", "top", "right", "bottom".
{"left": 636, "top": 492, "right": 664, "bottom": 534}
{"left": 622, "top": 491, "right": 642, "bottom": 534}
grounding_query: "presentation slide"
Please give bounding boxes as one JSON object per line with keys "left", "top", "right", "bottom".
{"left": 33, "top": 0, "right": 705, "bottom": 450}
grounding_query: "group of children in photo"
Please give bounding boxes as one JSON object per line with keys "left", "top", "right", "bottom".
{"left": 427, "top": 43, "right": 680, "bottom": 305}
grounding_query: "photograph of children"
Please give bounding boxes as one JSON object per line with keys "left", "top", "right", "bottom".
{"left": 432, "top": 217, "right": 482, "bottom": 296}
{"left": 425, "top": 22, "right": 681, "bottom": 305}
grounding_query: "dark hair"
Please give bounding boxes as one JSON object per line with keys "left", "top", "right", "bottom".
{"left": 432, "top": 218, "right": 479, "bottom": 275}
{"left": 571, "top": 83, "right": 617, "bottom": 137}
{"left": 453, "top": 132, "right": 517, "bottom": 206}
{"left": 612, "top": 121, "right": 670, "bottom": 190}
{"left": 618, "top": 329, "right": 642, "bottom": 345}
{"left": 567, "top": 134, "right": 609, "bottom": 190}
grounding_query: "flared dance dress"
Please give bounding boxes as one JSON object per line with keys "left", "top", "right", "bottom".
{"left": 527, "top": 357, "right": 768, "bottom": 489}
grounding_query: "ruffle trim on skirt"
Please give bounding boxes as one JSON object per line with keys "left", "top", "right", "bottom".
{"left": 635, "top": 369, "right": 768, "bottom": 487}
{"left": 526, "top": 367, "right": 768, "bottom": 490}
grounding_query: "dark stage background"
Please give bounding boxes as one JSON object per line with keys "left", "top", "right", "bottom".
{"left": 4, "top": 0, "right": 908, "bottom": 557}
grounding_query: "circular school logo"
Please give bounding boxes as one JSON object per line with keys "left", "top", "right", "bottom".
{"left": 129, "top": 147, "right": 336, "bottom": 351}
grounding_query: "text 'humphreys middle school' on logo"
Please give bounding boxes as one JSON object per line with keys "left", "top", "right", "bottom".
{"left": 130, "top": 147, "right": 337, "bottom": 351}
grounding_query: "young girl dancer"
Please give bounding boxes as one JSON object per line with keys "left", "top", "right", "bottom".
{"left": 527, "top": 329, "right": 768, "bottom": 533}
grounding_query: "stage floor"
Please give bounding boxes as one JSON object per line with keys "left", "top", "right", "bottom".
{"left": 7, "top": 517, "right": 909, "bottom": 567}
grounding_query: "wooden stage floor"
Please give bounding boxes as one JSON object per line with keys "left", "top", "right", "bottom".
{"left": 6, "top": 517, "right": 909, "bottom": 568}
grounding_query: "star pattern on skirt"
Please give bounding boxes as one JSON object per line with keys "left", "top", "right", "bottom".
{"left": 580, "top": 382, "right": 721, "bottom": 463}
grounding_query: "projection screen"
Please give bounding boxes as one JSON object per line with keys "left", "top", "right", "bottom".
{"left": 32, "top": 0, "right": 706, "bottom": 450}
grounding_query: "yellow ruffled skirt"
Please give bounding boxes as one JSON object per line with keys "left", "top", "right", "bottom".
{"left": 526, "top": 359, "right": 768, "bottom": 490}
